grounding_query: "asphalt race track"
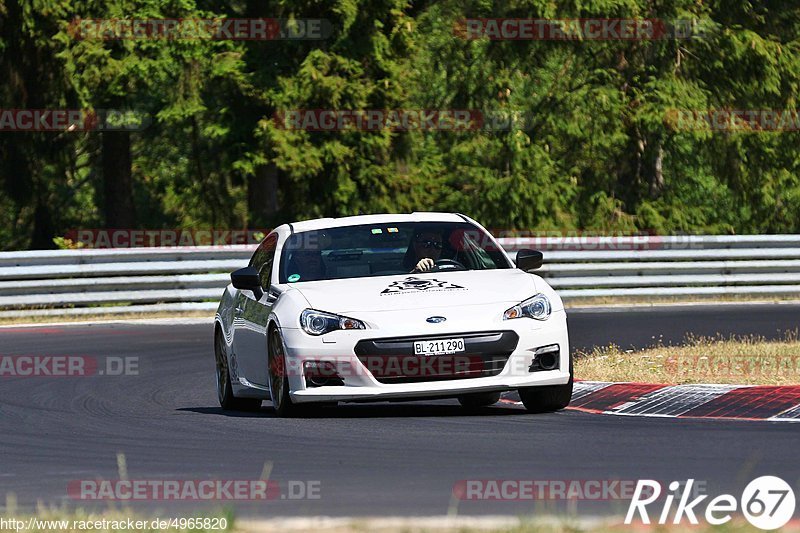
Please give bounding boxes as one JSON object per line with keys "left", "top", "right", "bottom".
{"left": 1, "top": 304, "right": 799, "bottom": 518}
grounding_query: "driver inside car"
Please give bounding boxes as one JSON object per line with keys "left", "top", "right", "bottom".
{"left": 405, "top": 229, "right": 444, "bottom": 273}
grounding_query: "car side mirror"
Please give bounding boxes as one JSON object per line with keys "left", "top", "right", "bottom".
{"left": 231, "top": 267, "right": 263, "bottom": 300}
{"left": 516, "top": 249, "right": 544, "bottom": 271}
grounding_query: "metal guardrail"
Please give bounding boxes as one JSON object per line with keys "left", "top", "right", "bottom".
{"left": 1, "top": 235, "right": 799, "bottom": 317}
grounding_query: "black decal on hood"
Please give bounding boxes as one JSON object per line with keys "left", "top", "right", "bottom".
{"left": 381, "top": 277, "right": 466, "bottom": 295}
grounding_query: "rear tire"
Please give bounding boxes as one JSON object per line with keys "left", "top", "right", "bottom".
{"left": 268, "top": 328, "right": 304, "bottom": 418}
{"left": 458, "top": 391, "right": 501, "bottom": 409}
{"left": 518, "top": 353, "right": 573, "bottom": 413}
{"left": 215, "top": 329, "right": 262, "bottom": 411}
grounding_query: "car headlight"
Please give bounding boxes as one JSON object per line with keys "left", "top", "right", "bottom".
{"left": 300, "top": 309, "right": 366, "bottom": 336}
{"left": 503, "top": 294, "right": 551, "bottom": 321}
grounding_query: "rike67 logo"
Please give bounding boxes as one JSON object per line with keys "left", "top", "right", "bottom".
{"left": 626, "top": 477, "right": 796, "bottom": 530}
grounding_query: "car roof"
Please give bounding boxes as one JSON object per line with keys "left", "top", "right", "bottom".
{"left": 287, "top": 212, "right": 467, "bottom": 233}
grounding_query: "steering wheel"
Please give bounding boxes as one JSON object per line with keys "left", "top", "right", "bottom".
{"left": 432, "top": 258, "right": 467, "bottom": 272}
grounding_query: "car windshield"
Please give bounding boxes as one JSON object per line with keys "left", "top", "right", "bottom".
{"left": 279, "top": 222, "right": 511, "bottom": 283}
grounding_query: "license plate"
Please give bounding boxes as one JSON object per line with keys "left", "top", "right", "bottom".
{"left": 413, "top": 338, "right": 465, "bottom": 356}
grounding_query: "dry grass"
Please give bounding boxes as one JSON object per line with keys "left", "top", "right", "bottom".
{"left": 0, "top": 310, "right": 214, "bottom": 327}
{"left": 2, "top": 511, "right": 791, "bottom": 533}
{"left": 575, "top": 332, "right": 800, "bottom": 385}
{"left": 149, "top": 515, "right": 800, "bottom": 533}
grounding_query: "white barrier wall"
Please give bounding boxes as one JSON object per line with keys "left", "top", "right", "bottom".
{"left": 1, "top": 235, "right": 799, "bottom": 317}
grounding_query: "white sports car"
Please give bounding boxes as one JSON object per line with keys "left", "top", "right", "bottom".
{"left": 214, "top": 212, "right": 571, "bottom": 416}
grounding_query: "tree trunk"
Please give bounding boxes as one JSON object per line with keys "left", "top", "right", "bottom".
{"left": 30, "top": 199, "right": 56, "bottom": 249}
{"left": 102, "top": 130, "right": 135, "bottom": 228}
{"left": 247, "top": 163, "right": 279, "bottom": 228}
{"left": 649, "top": 142, "right": 664, "bottom": 198}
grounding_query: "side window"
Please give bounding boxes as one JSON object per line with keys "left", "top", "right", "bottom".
{"left": 249, "top": 234, "right": 278, "bottom": 291}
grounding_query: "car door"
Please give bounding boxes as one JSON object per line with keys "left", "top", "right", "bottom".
{"left": 232, "top": 233, "right": 278, "bottom": 387}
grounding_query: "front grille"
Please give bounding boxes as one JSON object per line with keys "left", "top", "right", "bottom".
{"left": 354, "top": 331, "right": 518, "bottom": 384}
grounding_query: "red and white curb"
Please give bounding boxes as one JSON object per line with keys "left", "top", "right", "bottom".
{"left": 502, "top": 381, "right": 800, "bottom": 422}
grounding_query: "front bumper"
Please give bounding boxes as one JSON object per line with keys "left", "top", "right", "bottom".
{"left": 280, "top": 309, "right": 570, "bottom": 403}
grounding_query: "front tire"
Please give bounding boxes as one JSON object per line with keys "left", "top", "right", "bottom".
{"left": 215, "top": 329, "right": 262, "bottom": 411}
{"left": 268, "top": 328, "right": 303, "bottom": 417}
{"left": 518, "top": 353, "right": 573, "bottom": 413}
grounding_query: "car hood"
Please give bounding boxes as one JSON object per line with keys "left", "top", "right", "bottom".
{"left": 290, "top": 269, "right": 540, "bottom": 314}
